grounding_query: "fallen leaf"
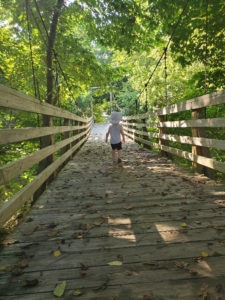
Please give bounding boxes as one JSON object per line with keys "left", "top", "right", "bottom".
{"left": 180, "top": 222, "right": 187, "bottom": 227}
{"left": 143, "top": 293, "right": 155, "bottom": 300}
{"left": 195, "top": 221, "right": 201, "bottom": 224}
{"left": 11, "top": 267, "right": 23, "bottom": 276}
{"left": 80, "top": 263, "right": 88, "bottom": 270}
{"left": 72, "top": 232, "right": 83, "bottom": 239}
{"left": 106, "top": 199, "right": 112, "bottom": 204}
{"left": 86, "top": 223, "right": 95, "bottom": 230}
{"left": 80, "top": 271, "right": 87, "bottom": 276}
{"left": 201, "top": 251, "right": 209, "bottom": 257}
{"left": 72, "top": 290, "right": 83, "bottom": 296}
{"left": 174, "top": 261, "right": 188, "bottom": 269}
{"left": 16, "top": 259, "right": 29, "bottom": 268}
{"left": 213, "top": 226, "right": 225, "bottom": 231}
{"left": 48, "top": 230, "right": 60, "bottom": 237}
{"left": 123, "top": 205, "right": 133, "bottom": 210}
{"left": 54, "top": 250, "right": 61, "bottom": 257}
{"left": 0, "top": 266, "right": 6, "bottom": 272}
{"left": 22, "top": 279, "right": 39, "bottom": 287}
{"left": 107, "top": 261, "right": 123, "bottom": 266}
{"left": 124, "top": 270, "right": 133, "bottom": 276}
{"left": 94, "top": 218, "right": 104, "bottom": 226}
{"left": 53, "top": 281, "right": 66, "bottom": 297}
{"left": 143, "top": 261, "right": 159, "bottom": 266}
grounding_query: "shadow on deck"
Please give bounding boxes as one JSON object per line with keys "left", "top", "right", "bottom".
{"left": 1, "top": 124, "right": 225, "bottom": 299}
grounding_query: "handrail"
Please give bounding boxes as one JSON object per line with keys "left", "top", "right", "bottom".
{"left": 0, "top": 85, "right": 93, "bottom": 225}
{"left": 123, "top": 90, "right": 225, "bottom": 120}
{"left": 122, "top": 90, "right": 225, "bottom": 176}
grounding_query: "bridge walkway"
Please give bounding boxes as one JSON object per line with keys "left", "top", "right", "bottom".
{"left": 1, "top": 124, "right": 225, "bottom": 299}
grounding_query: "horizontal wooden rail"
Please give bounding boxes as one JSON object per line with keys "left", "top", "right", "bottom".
{"left": 123, "top": 126, "right": 225, "bottom": 151}
{"left": 0, "top": 134, "right": 90, "bottom": 226}
{"left": 0, "top": 84, "right": 93, "bottom": 226}
{"left": 0, "top": 123, "right": 91, "bottom": 145}
{"left": 0, "top": 84, "right": 90, "bottom": 123}
{"left": 123, "top": 89, "right": 225, "bottom": 176}
{"left": 0, "top": 128, "right": 90, "bottom": 185}
{"left": 125, "top": 130, "right": 225, "bottom": 174}
{"left": 123, "top": 117, "right": 225, "bottom": 129}
{"left": 123, "top": 90, "right": 225, "bottom": 120}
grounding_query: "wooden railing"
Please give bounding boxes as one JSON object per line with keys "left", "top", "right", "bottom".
{"left": 123, "top": 90, "right": 225, "bottom": 176}
{"left": 0, "top": 84, "right": 93, "bottom": 225}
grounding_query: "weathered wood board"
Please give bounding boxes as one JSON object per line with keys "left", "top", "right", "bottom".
{"left": 1, "top": 123, "right": 225, "bottom": 299}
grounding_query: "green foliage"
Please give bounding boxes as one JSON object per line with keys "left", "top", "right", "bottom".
{"left": 93, "top": 100, "right": 110, "bottom": 123}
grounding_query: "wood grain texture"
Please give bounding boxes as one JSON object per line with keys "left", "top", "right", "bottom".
{"left": 0, "top": 123, "right": 91, "bottom": 145}
{"left": 125, "top": 130, "right": 225, "bottom": 174}
{"left": 123, "top": 127, "right": 225, "bottom": 150}
{"left": 0, "top": 84, "right": 91, "bottom": 122}
{"left": 0, "top": 135, "right": 88, "bottom": 225}
{"left": 0, "top": 124, "right": 225, "bottom": 299}
{"left": 0, "top": 129, "right": 90, "bottom": 185}
{"left": 123, "top": 90, "right": 225, "bottom": 120}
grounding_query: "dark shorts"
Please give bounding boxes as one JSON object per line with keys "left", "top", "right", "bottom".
{"left": 111, "top": 142, "right": 122, "bottom": 150}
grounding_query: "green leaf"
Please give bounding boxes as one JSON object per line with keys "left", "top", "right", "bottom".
{"left": 53, "top": 281, "right": 66, "bottom": 297}
{"left": 107, "top": 261, "right": 123, "bottom": 266}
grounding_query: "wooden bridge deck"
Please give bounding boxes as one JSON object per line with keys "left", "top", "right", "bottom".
{"left": 1, "top": 124, "right": 225, "bottom": 299}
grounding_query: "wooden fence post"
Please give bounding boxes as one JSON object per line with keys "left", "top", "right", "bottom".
{"left": 191, "top": 108, "right": 214, "bottom": 177}
{"left": 158, "top": 115, "right": 168, "bottom": 157}
{"left": 142, "top": 118, "right": 151, "bottom": 150}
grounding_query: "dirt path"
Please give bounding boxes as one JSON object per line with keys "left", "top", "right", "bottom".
{"left": 1, "top": 123, "right": 225, "bottom": 299}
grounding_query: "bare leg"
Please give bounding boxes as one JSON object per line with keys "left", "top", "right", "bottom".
{"left": 118, "top": 149, "right": 122, "bottom": 159}
{"left": 112, "top": 150, "right": 117, "bottom": 162}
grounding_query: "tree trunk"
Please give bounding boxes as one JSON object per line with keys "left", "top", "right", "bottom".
{"left": 36, "top": 0, "right": 64, "bottom": 199}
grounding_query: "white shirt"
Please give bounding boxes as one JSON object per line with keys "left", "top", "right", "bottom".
{"left": 108, "top": 124, "right": 123, "bottom": 144}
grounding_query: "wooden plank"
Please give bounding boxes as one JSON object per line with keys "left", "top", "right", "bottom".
{"left": 1, "top": 238, "right": 225, "bottom": 272}
{"left": 1, "top": 276, "right": 225, "bottom": 300}
{"left": 0, "top": 124, "right": 90, "bottom": 145}
{"left": 0, "top": 84, "right": 90, "bottom": 122}
{"left": 125, "top": 131, "right": 225, "bottom": 174}
{"left": 157, "top": 117, "right": 225, "bottom": 128}
{"left": 157, "top": 89, "right": 225, "bottom": 116}
{"left": 123, "top": 111, "right": 155, "bottom": 121}
{"left": 0, "top": 129, "right": 89, "bottom": 185}
{"left": 122, "top": 121, "right": 147, "bottom": 127}
{"left": 123, "top": 90, "right": 225, "bottom": 120}
{"left": 125, "top": 127, "right": 225, "bottom": 150}
{"left": 0, "top": 135, "right": 88, "bottom": 226}
{"left": 123, "top": 117, "right": 225, "bottom": 129}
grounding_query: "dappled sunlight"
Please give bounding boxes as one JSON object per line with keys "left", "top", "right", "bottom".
{"left": 108, "top": 217, "right": 132, "bottom": 226}
{"left": 214, "top": 199, "right": 225, "bottom": 206}
{"left": 155, "top": 223, "right": 188, "bottom": 243}
{"left": 192, "top": 260, "right": 213, "bottom": 278}
{"left": 108, "top": 217, "right": 136, "bottom": 243}
{"left": 109, "top": 227, "right": 136, "bottom": 243}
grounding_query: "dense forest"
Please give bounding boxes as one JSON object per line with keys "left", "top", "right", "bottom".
{"left": 0, "top": 0, "right": 225, "bottom": 208}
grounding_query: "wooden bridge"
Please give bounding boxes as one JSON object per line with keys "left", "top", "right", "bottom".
{"left": 0, "top": 85, "right": 225, "bottom": 299}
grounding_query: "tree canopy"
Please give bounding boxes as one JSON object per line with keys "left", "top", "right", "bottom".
{"left": 0, "top": 0, "right": 224, "bottom": 114}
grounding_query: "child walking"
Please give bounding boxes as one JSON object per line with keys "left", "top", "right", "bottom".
{"left": 105, "top": 112, "right": 125, "bottom": 164}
